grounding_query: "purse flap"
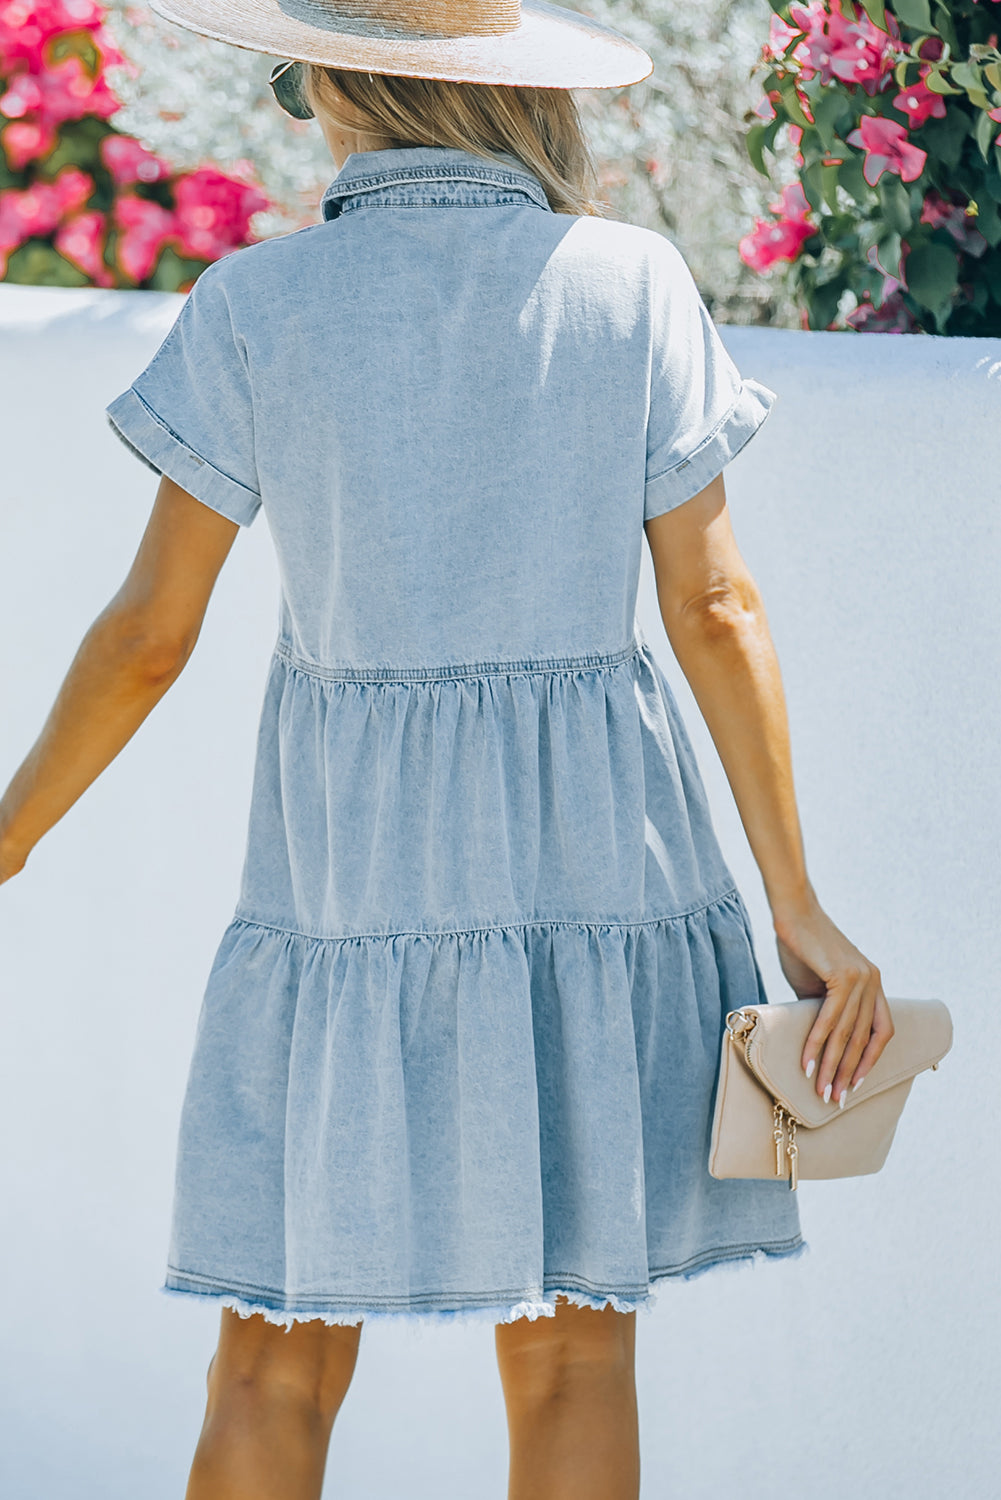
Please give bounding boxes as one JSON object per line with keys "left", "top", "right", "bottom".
{"left": 741, "top": 996, "right": 953, "bottom": 1129}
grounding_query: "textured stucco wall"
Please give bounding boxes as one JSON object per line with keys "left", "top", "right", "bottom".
{"left": 0, "top": 284, "right": 996, "bottom": 1499}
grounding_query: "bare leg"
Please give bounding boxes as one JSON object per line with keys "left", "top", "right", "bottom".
{"left": 494, "top": 1294, "right": 640, "bottom": 1500}
{"left": 185, "top": 1308, "right": 363, "bottom": 1500}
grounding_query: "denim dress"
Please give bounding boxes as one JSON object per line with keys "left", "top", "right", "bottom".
{"left": 105, "top": 144, "right": 807, "bottom": 1328}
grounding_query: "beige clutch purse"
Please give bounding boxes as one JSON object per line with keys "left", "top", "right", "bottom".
{"left": 708, "top": 996, "right": 953, "bottom": 1190}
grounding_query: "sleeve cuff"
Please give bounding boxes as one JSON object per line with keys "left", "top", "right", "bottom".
{"left": 644, "top": 378, "right": 777, "bottom": 521}
{"left": 105, "top": 385, "right": 262, "bottom": 528}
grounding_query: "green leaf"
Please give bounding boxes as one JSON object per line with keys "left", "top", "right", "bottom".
{"left": 821, "top": 161, "right": 842, "bottom": 214}
{"left": 875, "top": 231, "right": 904, "bottom": 291}
{"left": 951, "top": 63, "right": 981, "bottom": 92}
{"left": 3, "top": 239, "right": 89, "bottom": 287}
{"left": 974, "top": 198, "right": 1001, "bottom": 248}
{"left": 982, "top": 251, "right": 1001, "bottom": 306}
{"left": 745, "top": 122, "right": 772, "bottom": 177}
{"left": 779, "top": 80, "right": 813, "bottom": 130}
{"left": 838, "top": 154, "right": 873, "bottom": 206}
{"left": 932, "top": 4, "right": 959, "bottom": 54}
{"left": 811, "top": 89, "right": 846, "bottom": 152}
{"left": 904, "top": 240, "right": 959, "bottom": 320}
{"left": 801, "top": 159, "right": 826, "bottom": 214}
{"left": 891, "top": 0, "right": 932, "bottom": 29}
{"left": 807, "top": 279, "right": 845, "bottom": 330}
{"left": 45, "top": 30, "right": 101, "bottom": 76}
{"left": 148, "top": 245, "right": 205, "bottom": 293}
{"left": 858, "top": 0, "right": 886, "bottom": 29}
{"left": 924, "top": 68, "right": 963, "bottom": 95}
{"left": 976, "top": 106, "right": 997, "bottom": 161}
{"left": 879, "top": 175, "right": 913, "bottom": 233}
{"left": 922, "top": 110, "right": 972, "bottom": 169}
{"left": 985, "top": 62, "right": 1001, "bottom": 92}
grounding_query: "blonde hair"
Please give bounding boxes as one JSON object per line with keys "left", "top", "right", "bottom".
{"left": 300, "top": 66, "right": 607, "bottom": 217}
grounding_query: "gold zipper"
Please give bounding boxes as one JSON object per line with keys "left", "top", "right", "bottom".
{"left": 726, "top": 1012, "right": 798, "bottom": 1191}
{"left": 772, "top": 1099, "right": 799, "bottom": 1191}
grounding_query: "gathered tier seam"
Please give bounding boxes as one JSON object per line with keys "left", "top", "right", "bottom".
{"left": 229, "top": 889, "right": 743, "bottom": 945}
{"left": 272, "top": 637, "right": 642, "bottom": 683}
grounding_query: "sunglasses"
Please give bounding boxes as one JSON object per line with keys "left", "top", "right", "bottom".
{"left": 269, "top": 59, "right": 315, "bottom": 120}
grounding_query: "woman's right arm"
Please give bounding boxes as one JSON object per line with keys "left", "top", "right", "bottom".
{"left": 644, "top": 472, "right": 895, "bottom": 1109}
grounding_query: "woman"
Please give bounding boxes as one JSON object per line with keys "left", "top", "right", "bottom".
{"left": 0, "top": 0, "right": 895, "bottom": 1495}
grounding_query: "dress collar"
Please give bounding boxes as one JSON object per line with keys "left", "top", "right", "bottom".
{"left": 320, "top": 144, "right": 553, "bottom": 220}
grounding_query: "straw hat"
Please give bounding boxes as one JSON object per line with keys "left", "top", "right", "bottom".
{"left": 146, "top": 0, "right": 655, "bottom": 91}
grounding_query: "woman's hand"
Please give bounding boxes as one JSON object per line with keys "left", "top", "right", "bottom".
{"left": 772, "top": 898, "right": 895, "bottom": 1108}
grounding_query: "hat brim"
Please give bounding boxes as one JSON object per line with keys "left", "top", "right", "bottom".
{"left": 147, "top": 0, "right": 654, "bottom": 90}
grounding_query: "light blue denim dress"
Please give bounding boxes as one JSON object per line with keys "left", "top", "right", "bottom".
{"left": 105, "top": 144, "right": 807, "bottom": 1328}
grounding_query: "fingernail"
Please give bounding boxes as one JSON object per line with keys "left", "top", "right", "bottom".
{"left": 823, "top": 1083, "right": 832, "bottom": 1103}
{"left": 839, "top": 1089, "right": 847, "bottom": 1110}
{"left": 852, "top": 1076, "right": 865, "bottom": 1093}
{"left": 805, "top": 1058, "right": 815, "bottom": 1079}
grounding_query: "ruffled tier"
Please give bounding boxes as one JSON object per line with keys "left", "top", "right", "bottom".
{"left": 233, "top": 637, "right": 738, "bottom": 937}
{"left": 165, "top": 888, "right": 807, "bottom": 1326}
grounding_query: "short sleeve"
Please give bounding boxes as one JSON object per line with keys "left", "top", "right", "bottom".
{"left": 644, "top": 239, "right": 777, "bottom": 521}
{"left": 104, "top": 258, "right": 262, "bottom": 527}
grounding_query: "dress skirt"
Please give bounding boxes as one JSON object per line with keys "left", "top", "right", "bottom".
{"left": 162, "top": 630, "right": 808, "bottom": 1328}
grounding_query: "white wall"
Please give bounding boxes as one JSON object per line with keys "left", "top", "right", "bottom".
{"left": 1, "top": 284, "right": 997, "bottom": 1500}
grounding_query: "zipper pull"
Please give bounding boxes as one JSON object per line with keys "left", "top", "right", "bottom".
{"left": 772, "top": 1100, "right": 786, "bottom": 1177}
{"left": 786, "top": 1115, "right": 799, "bottom": 1191}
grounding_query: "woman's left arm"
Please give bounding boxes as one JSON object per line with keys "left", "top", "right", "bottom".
{"left": 0, "top": 477, "right": 240, "bottom": 884}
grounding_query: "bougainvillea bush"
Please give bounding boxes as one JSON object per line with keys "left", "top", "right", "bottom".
{"left": 0, "top": 0, "right": 271, "bottom": 289}
{"left": 740, "top": 0, "right": 1001, "bottom": 333}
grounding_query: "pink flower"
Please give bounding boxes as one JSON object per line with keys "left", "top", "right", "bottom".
{"left": 50, "top": 163, "right": 92, "bottom": 214}
{"left": 892, "top": 69, "right": 947, "bottom": 128}
{"left": 40, "top": 54, "right": 120, "bottom": 124}
{"left": 0, "top": 165, "right": 91, "bottom": 251}
{"left": 739, "top": 213, "right": 815, "bottom": 272}
{"left": 2, "top": 53, "right": 120, "bottom": 130}
{"left": 0, "top": 69, "right": 43, "bottom": 117}
{"left": 846, "top": 115, "right": 927, "bottom": 185}
{"left": 826, "top": 3, "right": 899, "bottom": 95}
{"left": 919, "top": 189, "right": 989, "bottom": 256}
{"left": 764, "top": 12, "right": 802, "bottom": 58}
{"left": 787, "top": 0, "right": 900, "bottom": 95}
{"left": 753, "top": 94, "right": 777, "bottom": 123}
{"left": 171, "top": 167, "right": 270, "bottom": 260}
{"left": 990, "top": 105, "right": 1001, "bottom": 147}
{"left": 112, "top": 192, "right": 179, "bottom": 282}
{"left": 919, "top": 188, "right": 954, "bottom": 229}
{"left": 0, "top": 114, "right": 57, "bottom": 167}
{"left": 844, "top": 289, "right": 919, "bottom": 331}
{"left": 769, "top": 181, "right": 812, "bottom": 220}
{"left": 99, "top": 133, "right": 171, "bottom": 186}
{"left": 0, "top": 0, "right": 114, "bottom": 73}
{"left": 54, "top": 206, "right": 113, "bottom": 284}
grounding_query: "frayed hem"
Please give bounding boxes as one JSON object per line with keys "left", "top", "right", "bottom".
{"left": 654, "top": 1235, "right": 811, "bottom": 1287}
{"left": 160, "top": 1239, "right": 809, "bottom": 1332}
{"left": 160, "top": 1283, "right": 657, "bottom": 1332}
